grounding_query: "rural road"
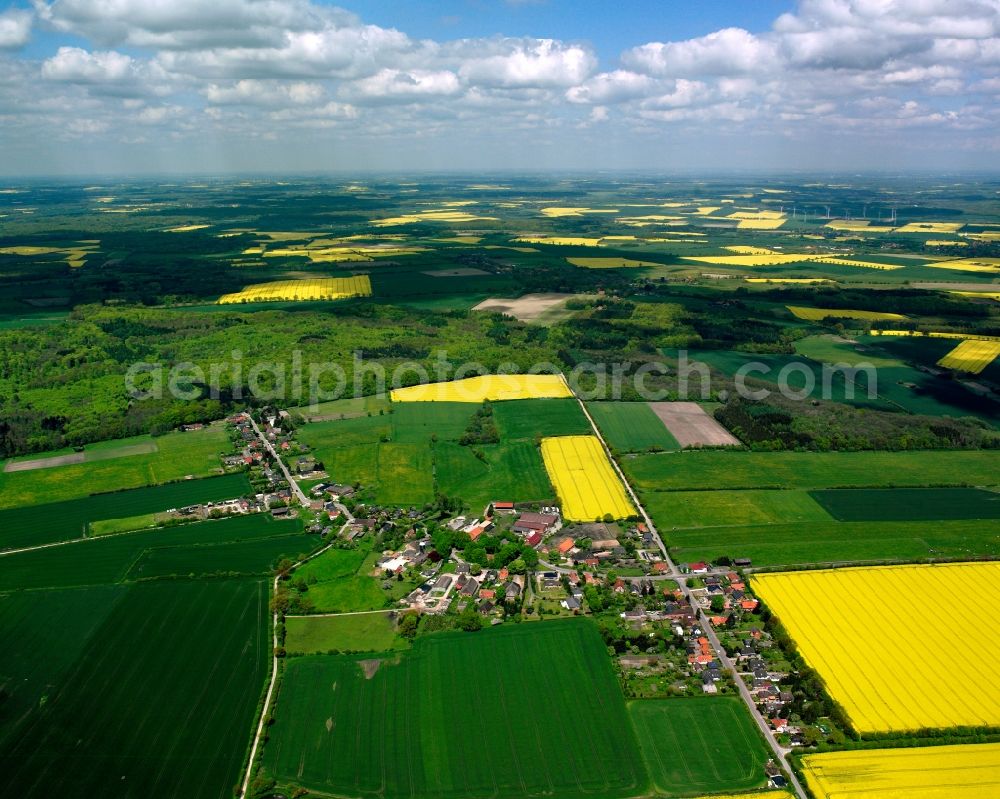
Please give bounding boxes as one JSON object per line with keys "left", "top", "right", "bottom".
{"left": 571, "top": 388, "right": 808, "bottom": 799}
{"left": 244, "top": 412, "right": 311, "bottom": 506}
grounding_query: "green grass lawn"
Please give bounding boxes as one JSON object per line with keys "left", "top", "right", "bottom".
{"left": 296, "top": 545, "right": 369, "bottom": 583}
{"left": 374, "top": 442, "right": 435, "bottom": 506}
{"left": 306, "top": 575, "right": 389, "bottom": 613}
{"left": 263, "top": 618, "right": 647, "bottom": 799}
{"left": 809, "top": 487, "right": 1000, "bottom": 521}
{"left": 291, "top": 394, "right": 390, "bottom": 420}
{"left": 629, "top": 698, "right": 770, "bottom": 796}
{"left": 0, "top": 425, "right": 231, "bottom": 509}
{"left": 587, "top": 402, "right": 680, "bottom": 453}
{"left": 0, "top": 579, "right": 270, "bottom": 799}
{"left": 285, "top": 611, "right": 406, "bottom": 655}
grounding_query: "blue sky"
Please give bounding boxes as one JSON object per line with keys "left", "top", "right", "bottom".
{"left": 351, "top": 1, "right": 794, "bottom": 61}
{"left": 0, "top": 1, "right": 998, "bottom": 175}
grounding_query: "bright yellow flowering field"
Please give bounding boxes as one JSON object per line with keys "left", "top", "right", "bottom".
{"left": 752, "top": 563, "right": 1000, "bottom": 733}
{"left": 801, "top": 743, "right": 1000, "bottom": 799}
{"left": 693, "top": 793, "right": 790, "bottom": 799}
{"left": 786, "top": 306, "right": 906, "bottom": 321}
{"left": 389, "top": 374, "right": 572, "bottom": 403}
{"left": 218, "top": 276, "right": 371, "bottom": 304}
{"left": 937, "top": 339, "right": 1000, "bottom": 373}
{"left": 540, "top": 435, "right": 636, "bottom": 521}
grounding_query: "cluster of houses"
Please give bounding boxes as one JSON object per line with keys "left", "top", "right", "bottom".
{"left": 542, "top": 521, "right": 671, "bottom": 576}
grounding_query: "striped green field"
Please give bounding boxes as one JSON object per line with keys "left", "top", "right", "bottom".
{"left": 263, "top": 618, "right": 647, "bottom": 799}
{"left": 587, "top": 402, "right": 680, "bottom": 453}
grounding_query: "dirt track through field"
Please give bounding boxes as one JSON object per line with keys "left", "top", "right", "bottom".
{"left": 648, "top": 402, "right": 741, "bottom": 448}
{"left": 5, "top": 452, "right": 86, "bottom": 471}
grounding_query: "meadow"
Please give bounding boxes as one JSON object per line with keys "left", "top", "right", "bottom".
{"left": 491, "top": 397, "right": 591, "bottom": 439}
{"left": 285, "top": 611, "right": 405, "bottom": 655}
{"left": 541, "top": 435, "right": 637, "bottom": 521}
{"left": 0, "top": 472, "right": 252, "bottom": 550}
{"left": 0, "top": 579, "right": 270, "bottom": 799}
{"left": 263, "top": 619, "right": 648, "bottom": 799}
{"left": 629, "top": 698, "right": 771, "bottom": 795}
{"left": 800, "top": 743, "right": 1000, "bottom": 799}
{"left": 753, "top": 563, "right": 1000, "bottom": 733}
{"left": 0, "top": 425, "right": 231, "bottom": 509}
{"left": 587, "top": 402, "right": 681, "bottom": 453}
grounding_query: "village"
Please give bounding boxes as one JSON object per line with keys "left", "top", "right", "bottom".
{"left": 199, "top": 406, "right": 844, "bottom": 761}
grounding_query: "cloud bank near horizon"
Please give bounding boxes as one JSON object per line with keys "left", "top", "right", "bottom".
{"left": 1, "top": 0, "right": 999, "bottom": 174}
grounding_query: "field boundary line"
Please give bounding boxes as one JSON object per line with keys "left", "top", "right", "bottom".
{"left": 237, "top": 515, "right": 353, "bottom": 797}
{"left": 568, "top": 383, "right": 808, "bottom": 799}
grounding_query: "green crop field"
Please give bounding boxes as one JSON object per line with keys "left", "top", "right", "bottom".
{"left": 809, "top": 487, "right": 1000, "bottom": 521}
{"left": 0, "top": 579, "right": 269, "bottom": 799}
{"left": 629, "top": 698, "right": 770, "bottom": 795}
{"left": 291, "top": 394, "right": 390, "bottom": 420}
{"left": 285, "top": 611, "right": 405, "bottom": 655}
{"left": 664, "top": 518, "right": 1000, "bottom": 566}
{"left": 0, "top": 513, "right": 307, "bottom": 591}
{"left": 587, "top": 402, "right": 680, "bottom": 453}
{"left": 492, "top": 398, "right": 592, "bottom": 440}
{"left": 0, "top": 585, "right": 127, "bottom": 749}
{"left": 374, "top": 442, "right": 435, "bottom": 505}
{"left": 647, "top": 489, "right": 833, "bottom": 529}
{"left": 391, "top": 401, "right": 479, "bottom": 442}
{"left": 0, "top": 425, "right": 231, "bottom": 509}
{"left": 126, "top": 531, "right": 315, "bottom": 579}
{"left": 0, "top": 472, "right": 252, "bottom": 551}
{"left": 435, "top": 440, "right": 555, "bottom": 510}
{"left": 624, "top": 450, "right": 1000, "bottom": 492}
{"left": 263, "top": 619, "right": 647, "bottom": 799}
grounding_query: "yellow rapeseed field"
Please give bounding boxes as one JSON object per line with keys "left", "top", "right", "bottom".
{"left": 566, "top": 257, "right": 660, "bottom": 268}
{"left": 936, "top": 339, "right": 1000, "bottom": 373}
{"left": 389, "top": 374, "right": 572, "bottom": 403}
{"left": 895, "top": 221, "right": 964, "bottom": 233}
{"left": 682, "top": 254, "right": 821, "bottom": 267}
{"left": 539, "top": 206, "right": 619, "bottom": 217}
{"left": 746, "top": 278, "right": 834, "bottom": 284}
{"left": 515, "top": 236, "right": 605, "bottom": 247}
{"left": 926, "top": 239, "right": 967, "bottom": 246}
{"left": 540, "top": 435, "right": 636, "bottom": 521}
{"left": 949, "top": 290, "right": 1000, "bottom": 301}
{"left": 166, "top": 224, "right": 210, "bottom": 232}
{"left": 724, "top": 246, "right": 775, "bottom": 254}
{"left": 928, "top": 257, "right": 1000, "bottom": 273}
{"left": 752, "top": 563, "right": 1000, "bottom": 733}
{"left": 826, "top": 220, "right": 896, "bottom": 232}
{"left": 801, "top": 743, "right": 1000, "bottom": 799}
{"left": 693, "top": 793, "right": 791, "bottom": 799}
{"left": 728, "top": 210, "right": 785, "bottom": 220}
{"left": 218, "top": 276, "right": 372, "bottom": 304}
{"left": 373, "top": 210, "right": 497, "bottom": 226}
{"left": 787, "top": 306, "right": 906, "bottom": 321}
{"left": 811, "top": 257, "right": 903, "bottom": 270}
{"left": 870, "top": 330, "right": 1000, "bottom": 342}
{"left": 737, "top": 218, "right": 786, "bottom": 229}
